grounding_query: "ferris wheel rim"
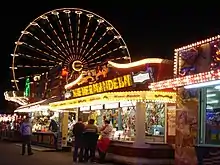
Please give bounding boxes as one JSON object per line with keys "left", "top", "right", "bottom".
{"left": 12, "top": 8, "right": 132, "bottom": 91}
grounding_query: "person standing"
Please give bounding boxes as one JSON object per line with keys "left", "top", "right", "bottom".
{"left": 72, "top": 118, "right": 85, "bottom": 162}
{"left": 84, "top": 119, "right": 99, "bottom": 162}
{"left": 20, "top": 116, "right": 33, "bottom": 155}
{"left": 97, "top": 119, "right": 113, "bottom": 163}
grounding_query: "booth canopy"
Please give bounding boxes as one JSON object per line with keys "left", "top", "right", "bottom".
{"left": 49, "top": 91, "right": 176, "bottom": 110}
{"left": 15, "top": 97, "right": 61, "bottom": 112}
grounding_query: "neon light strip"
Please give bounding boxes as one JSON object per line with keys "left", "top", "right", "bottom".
{"left": 108, "top": 58, "right": 172, "bottom": 68}
{"left": 174, "top": 35, "right": 220, "bottom": 52}
{"left": 149, "top": 69, "right": 220, "bottom": 90}
{"left": 65, "top": 73, "right": 83, "bottom": 90}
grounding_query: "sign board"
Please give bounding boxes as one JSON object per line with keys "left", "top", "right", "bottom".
{"left": 72, "top": 74, "right": 133, "bottom": 98}
{"left": 91, "top": 104, "right": 103, "bottom": 110}
{"left": 133, "top": 71, "right": 150, "bottom": 83}
{"left": 105, "top": 102, "right": 119, "bottom": 109}
{"left": 49, "top": 91, "right": 176, "bottom": 110}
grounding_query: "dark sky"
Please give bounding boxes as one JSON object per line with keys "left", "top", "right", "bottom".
{"left": 0, "top": 2, "right": 219, "bottom": 109}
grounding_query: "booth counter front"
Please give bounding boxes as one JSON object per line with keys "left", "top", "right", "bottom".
{"left": 49, "top": 90, "right": 176, "bottom": 164}
{"left": 31, "top": 131, "right": 58, "bottom": 149}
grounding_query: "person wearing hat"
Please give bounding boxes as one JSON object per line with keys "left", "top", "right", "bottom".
{"left": 20, "top": 116, "right": 33, "bottom": 155}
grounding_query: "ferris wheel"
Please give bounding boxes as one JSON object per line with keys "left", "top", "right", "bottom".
{"left": 11, "top": 8, "right": 131, "bottom": 91}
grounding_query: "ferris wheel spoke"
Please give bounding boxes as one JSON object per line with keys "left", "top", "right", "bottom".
{"left": 88, "top": 46, "right": 122, "bottom": 63}
{"left": 15, "top": 65, "right": 55, "bottom": 68}
{"left": 66, "top": 11, "right": 76, "bottom": 57}
{"left": 74, "top": 11, "right": 83, "bottom": 60}
{"left": 81, "top": 19, "right": 104, "bottom": 56}
{"left": 15, "top": 53, "right": 59, "bottom": 64}
{"left": 21, "top": 30, "right": 65, "bottom": 62}
{"left": 30, "top": 21, "right": 68, "bottom": 59}
{"left": 46, "top": 12, "right": 69, "bottom": 56}
{"left": 16, "top": 42, "right": 61, "bottom": 62}
{"left": 55, "top": 12, "right": 72, "bottom": 55}
{"left": 86, "top": 37, "right": 115, "bottom": 61}
{"left": 83, "top": 27, "right": 110, "bottom": 60}
{"left": 78, "top": 14, "right": 93, "bottom": 57}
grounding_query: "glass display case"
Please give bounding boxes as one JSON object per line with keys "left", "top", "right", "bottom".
{"left": 200, "top": 85, "right": 220, "bottom": 145}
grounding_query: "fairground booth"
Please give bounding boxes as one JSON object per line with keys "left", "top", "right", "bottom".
{"left": 1, "top": 91, "right": 28, "bottom": 141}
{"left": 149, "top": 35, "right": 220, "bottom": 165}
{"left": 50, "top": 58, "right": 176, "bottom": 164}
{"left": 14, "top": 97, "right": 63, "bottom": 149}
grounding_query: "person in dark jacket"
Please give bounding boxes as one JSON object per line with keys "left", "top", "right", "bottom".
{"left": 84, "top": 119, "right": 99, "bottom": 162}
{"left": 72, "top": 118, "right": 85, "bottom": 162}
{"left": 20, "top": 116, "right": 33, "bottom": 155}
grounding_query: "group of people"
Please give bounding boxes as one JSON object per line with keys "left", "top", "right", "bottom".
{"left": 73, "top": 118, "right": 112, "bottom": 163}
{"left": 19, "top": 116, "right": 113, "bottom": 164}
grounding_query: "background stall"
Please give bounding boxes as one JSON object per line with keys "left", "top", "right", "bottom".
{"left": 15, "top": 97, "right": 61, "bottom": 149}
{"left": 149, "top": 35, "right": 220, "bottom": 164}
{"left": 0, "top": 114, "right": 25, "bottom": 141}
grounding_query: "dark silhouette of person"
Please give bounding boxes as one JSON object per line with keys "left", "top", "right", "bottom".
{"left": 84, "top": 119, "right": 99, "bottom": 162}
{"left": 72, "top": 118, "right": 85, "bottom": 162}
{"left": 20, "top": 116, "right": 33, "bottom": 155}
{"left": 49, "top": 119, "right": 58, "bottom": 132}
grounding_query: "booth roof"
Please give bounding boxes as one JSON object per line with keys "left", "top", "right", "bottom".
{"left": 16, "top": 96, "right": 61, "bottom": 110}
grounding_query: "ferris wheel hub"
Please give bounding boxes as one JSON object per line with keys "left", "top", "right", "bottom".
{"left": 72, "top": 61, "right": 83, "bottom": 72}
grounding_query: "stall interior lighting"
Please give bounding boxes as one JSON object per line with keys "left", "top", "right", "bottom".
{"left": 207, "top": 100, "right": 219, "bottom": 104}
{"left": 184, "top": 80, "right": 220, "bottom": 89}
{"left": 207, "top": 94, "right": 216, "bottom": 98}
{"left": 108, "top": 58, "right": 172, "bottom": 69}
{"left": 215, "top": 85, "right": 220, "bottom": 89}
{"left": 149, "top": 69, "right": 220, "bottom": 90}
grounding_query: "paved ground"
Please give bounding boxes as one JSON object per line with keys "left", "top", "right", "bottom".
{"left": 0, "top": 141, "right": 112, "bottom": 165}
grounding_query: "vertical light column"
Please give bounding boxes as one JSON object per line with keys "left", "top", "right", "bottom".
{"left": 61, "top": 112, "right": 69, "bottom": 147}
{"left": 134, "top": 101, "right": 146, "bottom": 146}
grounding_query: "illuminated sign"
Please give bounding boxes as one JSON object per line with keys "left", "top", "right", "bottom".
{"left": 80, "top": 106, "right": 90, "bottom": 111}
{"left": 49, "top": 91, "right": 176, "bottom": 110}
{"left": 91, "top": 104, "right": 103, "bottom": 110}
{"left": 133, "top": 71, "right": 150, "bottom": 83}
{"left": 72, "top": 74, "right": 133, "bottom": 98}
{"left": 105, "top": 102, "right": 119, "bottom": 109}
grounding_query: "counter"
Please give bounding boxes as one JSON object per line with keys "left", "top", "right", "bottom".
{"left": 0, "top": 130, "right": 21, "bottom": 142}
{"left": 105, "top": 140, "right": 174, "bottom": 164}
{"left": 31, "top": 132, "right": 57, "bottom": 149}
{"left": 195, "top": 145, "right": 220, "bottom": 164}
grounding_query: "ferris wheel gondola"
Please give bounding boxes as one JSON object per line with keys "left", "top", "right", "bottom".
{"left": 11, "top": 8, "right": 131, "bottom": 91}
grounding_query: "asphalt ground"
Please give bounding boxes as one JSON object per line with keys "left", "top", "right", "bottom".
{"left": 0, "top": 141, "right": 113, "bottom": 165}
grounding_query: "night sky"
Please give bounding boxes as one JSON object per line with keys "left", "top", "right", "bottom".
{"left": 0, "top": 2, "right": 219, "bottom": 110}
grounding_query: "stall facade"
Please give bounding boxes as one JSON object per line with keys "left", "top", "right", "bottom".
{"left": 15, "top": 97, "right": 62, "bottom": 149}
{"left": 149, "top": 35, "right": 220, "bottom": 164}
{"left": 50, "top": 58, "right": 176, "bottom": 164}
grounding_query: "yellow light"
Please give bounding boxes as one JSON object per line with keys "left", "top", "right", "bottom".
{"left": 108, "top": 58, "right": 172, "bottom": 68}
{"left": 49, "top": 91, "right": 176, "bottom": 110}
{"left": 174, "top": 35, "right": 219, "bottom": 52}
{"left": 65, "top": 73, "right": 83, "bottom": 90}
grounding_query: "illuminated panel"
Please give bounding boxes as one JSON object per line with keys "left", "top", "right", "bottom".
{"left": 108, "top": 58, "right": 172, "bottom": 68}
{"left": 149, "top": 69, "right": 220, "bottom": 90}
{"left": 173, "top": 35, "right": 220, "bottom": 77}
{"left": 175, "top": 35, "right": 220, "bottom": 52}
{"left": 49, "top": 91, "right": 176, "bottom": 110}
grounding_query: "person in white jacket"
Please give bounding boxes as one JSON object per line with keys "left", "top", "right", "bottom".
{"left": 20, "top": 116, "right": 33, "bottom": 155}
